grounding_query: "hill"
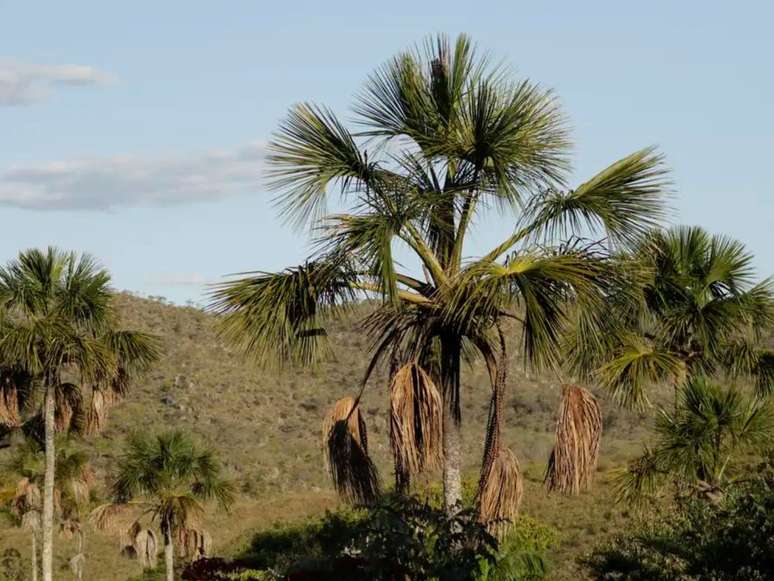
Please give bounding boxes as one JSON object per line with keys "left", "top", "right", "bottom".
{"left": 1, "top": 292, "right": 658, "bottom": 580}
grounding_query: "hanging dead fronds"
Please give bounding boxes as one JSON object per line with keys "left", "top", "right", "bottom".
{"left": 177, "top": 527, "right": 212, "bottom": 560}
{"left": 476, "top": 326, "right": 524, "bottom": 534}
{"left": 85, "top": 389, "right": 109, "bottom": 435}
{"left": 390, "top": 362, "right": 443, "bottom": 479}
{"left": 0, "top": 382, "right": 21, "bottom": 427}
{"left": 13, "top": 478, "right": 41, "bottom": 516}
{"left": 544, "top": 384, "right": 603, "bottom": 495}
{"left": 132, "top": 527, "right": 159, "bottom": 569}
{"left": 322, "top": 396, "right": 380, "bottom": 505}
{"left": 55, "top": 383, "right": 84, "bottom": 433}
{"left": 478, "top": 448, "right": 523, "bottom": 535}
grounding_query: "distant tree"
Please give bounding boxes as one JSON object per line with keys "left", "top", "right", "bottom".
{"left": 616, "top": 376, "right": 774, "bottom": 502}
{"left": 211, "top": 33, "right": 670, "bottom": 521}
{"left": 568, "top": 226, "right": 774, "bottom": 409}
{"left": 0, "top": 247, "right": 161, "bottom": 581}
{"left": 93, "top": 430, "right": 234, "bottom": 581}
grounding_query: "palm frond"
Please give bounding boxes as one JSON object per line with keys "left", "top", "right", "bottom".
{"left": 527, "top": 147, "right": 670, "bottom": 247}
{"left": 544, "top": 385, "right": 602, "bottom": 495}
{"left": 209, "top": 256, "right": 358, "bottom": 368}
{"left": 322, "top": 396, "right": 380, "bottom": 505}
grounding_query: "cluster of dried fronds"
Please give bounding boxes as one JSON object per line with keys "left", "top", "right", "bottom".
{"left": 390, "top": 362, "right": 443, "bottom": 489}
{"left": 0, "top": 381, "right": 21, "bottom": 427}
{"left": 125, "top": 521, "right": 158, "bottom": 569}
{"left": 477, "top": 329, "right": 523, "bottom": 534}
{"left": 544, "top": 384, "right": 602, "bottom": 494}
{"left": 322, "top": 396, "right": 380, "bottom": 505}
{"left": 177, "top": 527, "right": 212, "bottom": 559}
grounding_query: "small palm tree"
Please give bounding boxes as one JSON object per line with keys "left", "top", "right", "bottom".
{"left": 5, "top": 440, "right": 94, "bottom": 581}
{"left": 568, "top": 225, "right": 774, "bottom": 408}
{"left": 211, "top": 33, "right": 670, "bottom": 518}
{"left": 93, "top": 431, "right": 234, "bottom": 581}
{"left": 0, "top": 247, "right": 161, "bottom": 581}
{"left": 616, "top": 376, "right": 774, "bottom": 503}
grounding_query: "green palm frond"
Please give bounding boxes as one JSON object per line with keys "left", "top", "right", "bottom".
{"left": 210, "top": 256, "right": 358, "bottom": 368}
{"left": 267, "top": 103, "right": 371, "bottom": 228}
{"left": 527, "top": 147, "right": 670, "bottom": 247}
{"left": 597, "top": 339, "right": 684, "bottom": 409}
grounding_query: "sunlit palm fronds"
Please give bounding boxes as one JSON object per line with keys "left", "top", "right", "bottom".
{"left": 544, "top": 385, "right": 602, "bottom": 495}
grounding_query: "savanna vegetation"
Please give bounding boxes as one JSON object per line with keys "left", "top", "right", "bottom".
{"left": 1, "top": 33, "right": 773, "bottom": 580}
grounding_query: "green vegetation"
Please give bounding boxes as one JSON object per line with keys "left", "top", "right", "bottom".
{"left": 0, "top": 33, "right": 772, "bottom": 581}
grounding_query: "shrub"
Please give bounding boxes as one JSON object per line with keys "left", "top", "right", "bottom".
{"left": 583, "top": 465, "right": 774, "bottom": 580}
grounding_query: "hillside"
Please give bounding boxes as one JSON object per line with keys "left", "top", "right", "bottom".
{"left": 1, "top": 292, "right": 658, "bottom": 580}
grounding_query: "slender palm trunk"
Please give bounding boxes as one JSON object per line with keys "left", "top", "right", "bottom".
{"left": 31, "top": 530, "right": 39, "bottom": 581}
{"left": 42, "top": 383, "right": 56, "bottom": 581}
{"left": 163, "top": 524, "right": 175, "bottom": 581}
{"left": 441, "top": 336, "right": 463, "bottom": 512}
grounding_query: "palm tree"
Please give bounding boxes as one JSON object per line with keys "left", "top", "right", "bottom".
{"left": 211, "top": 33, "right": 671, "bottom": 518}
{"left": 616, "top": 375, "right": 774, "bottom": 502}
{"left": 5, "top": 440, "right": 94, "bottom": 581}
{"left": 0, "top": 247, "right": 161, "bottom": 581}
{"left": 568, "top": 225, "right": 774, "bottom": 409}
{"left": 92, "top": 430, "right": 234, "bottom": 581}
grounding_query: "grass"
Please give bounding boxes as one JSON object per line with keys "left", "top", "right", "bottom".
{"left": 0, "top": 292, "right": 660, "bottom": 580}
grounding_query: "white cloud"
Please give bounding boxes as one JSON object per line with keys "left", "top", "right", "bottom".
{"left": 0, "top": 142, "right": 266, "bottom": 210}
{"left": 0, "top": 58, "right": 113, "bottom": 106}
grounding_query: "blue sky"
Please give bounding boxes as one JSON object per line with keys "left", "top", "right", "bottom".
{"left": 1, "top": 0, "right": 772, "bottom": 304}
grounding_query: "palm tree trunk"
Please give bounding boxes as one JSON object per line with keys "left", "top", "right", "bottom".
{"left": 41, "top": 383, "right": 56, "bottom": 581}
{"left": 441, "top": 336, "right": 463, "bottom": 512}
{"left": 31, "top": 530, "right": 38, "bottom": 581}
{"left": 163, "top": 524, "right": 175, "bottom": 581}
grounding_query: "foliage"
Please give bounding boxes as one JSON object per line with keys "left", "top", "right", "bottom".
{"left": 584, "top": 465, "right": 774, "bottom": 580}
{"left": 223, "top": 495, "right": 554, "bottom": 580}
{"left": 568, "top": 226, "right": 774, "bottom": 408}
{"left": 210, "top": 33, "right": 670, "bottom": 513}
{"left": 615, "top": 376, "right": 774, "bottom": 502}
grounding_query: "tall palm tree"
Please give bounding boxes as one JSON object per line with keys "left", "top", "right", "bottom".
{"left": 616, "top": 376, "right": 774, "bottom": 502}
{"left": 568, "top": 226, "right": 774, "bottom": 409}
{"left": 93, "top": 430, "right": 234, "bottom": 581}
{"left": 211, "top": 34, "right": 671, "bottom": 516}
{"left": 0, "top": 247, "right": 161, "bottom": 581}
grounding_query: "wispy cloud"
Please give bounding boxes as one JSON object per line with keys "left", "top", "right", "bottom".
{"left": 0, "top": 58, "right": 113, "bottom": 106}
{"left": 0, "top": 142, "right": 266, "bottom": 210}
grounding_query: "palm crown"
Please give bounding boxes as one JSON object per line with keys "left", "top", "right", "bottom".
{"left": 211, "top": 34, "right": 671, "bottom": 516}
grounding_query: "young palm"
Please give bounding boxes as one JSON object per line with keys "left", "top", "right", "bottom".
{"left": 92, "top": 430, "right": 234, "bottom": 581}
{"left": 616, "top": 376, "right": 774, "bottom": 502}
{"left": 0, "top": 247, "right": 161, "bottom": 581}
{"left": 5, "top": 440, "right": 94, "bottom": 581}
{"left": 211, "top": 34, "right": 670, "bottom": 518}
{"left": 568, "top": 226, "right": 774, "bottom": 409}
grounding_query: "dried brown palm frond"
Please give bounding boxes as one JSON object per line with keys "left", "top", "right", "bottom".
{"left": 390, "top": 362, "right": 443, "bottom": 479}
{"left": 21, "top": 509, "right": 41, "bottom": 532}
{"left": 90, "top": 502, "right": 134, "bottom": 535}
{"left": 177, "top": 527, "right": 212, "bottom": 560}
{"left": 13, "top": 478, "right": 41, "bottom": 515}
{"left": 478, "top": 447, "right": 523, "bottom": 535}
{"left": 131, "top": 527, "right": 158, "bottom": 569}
{"left": 476, "top": 326, "right": 523, "bottom": 535}
{"left": 0, "top": 383, "right": 21, "bottom": 427}
{"left": 85, "top": 389, "right": 109, "bottom": 435}
{"left": 544, "top": 384, "right": 603, "bottom": 495}
{"left": 55, "top": 383, "right": 84, "bottom": 433}
{"left": 322, "top": 396, "right": 380, "bottom": 505}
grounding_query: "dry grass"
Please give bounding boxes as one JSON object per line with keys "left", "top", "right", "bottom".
{"left": 322, "top": 396, "right": 380, "bottom": 505}
{"left": 544, "top": 384, "right": 603, "bottom": 495}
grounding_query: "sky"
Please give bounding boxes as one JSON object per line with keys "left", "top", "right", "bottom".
{"left": 1, "top": 0, "right": 772, "bottom": 304}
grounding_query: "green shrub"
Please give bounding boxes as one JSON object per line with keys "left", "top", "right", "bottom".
{"left": 583, "top": 465, "right": 774, "bottom": 580}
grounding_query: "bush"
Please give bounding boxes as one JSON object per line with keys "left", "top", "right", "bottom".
{"left": 583, "top": 466, "right": 774, "bottom": 580}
